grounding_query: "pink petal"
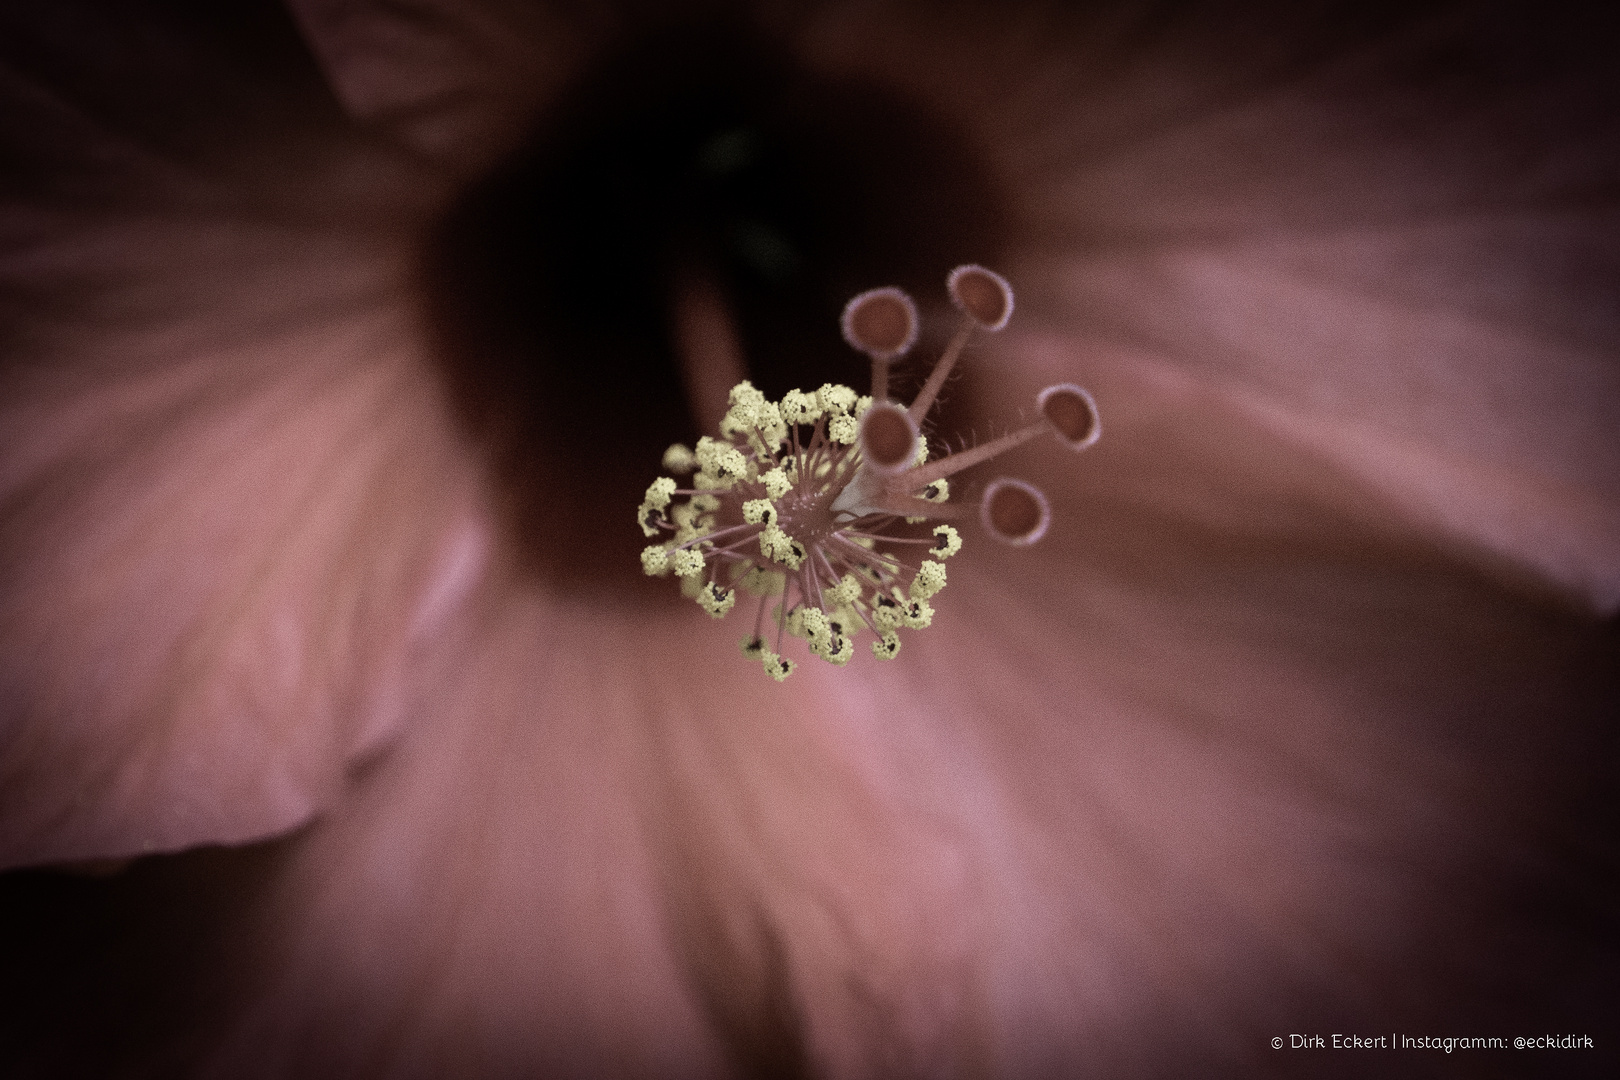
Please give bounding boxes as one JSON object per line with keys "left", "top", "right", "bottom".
{"left": 1, "top": 178, "right": 487, "bottom": 868}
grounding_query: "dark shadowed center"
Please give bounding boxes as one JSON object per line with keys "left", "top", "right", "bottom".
{"left": 420, "top": 17, "right": 1005, "bottom": 590}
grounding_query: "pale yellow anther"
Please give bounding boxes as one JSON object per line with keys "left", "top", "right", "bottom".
{"left": 680, "top": 572, "right": 705, "bottom": 599}
{"left": 693, "top": 470, "right": 736, "bottom": 492}
{"left": 794, "top": 606, "right": 833, "bottom": 649}
{"left": 643, "top": 477, "right": 677, "bottom": 509}
{"left": 930, "top": 525, "right": 963, "bottom": 559}
{"left": 729, "top": 380, "right": 766, "bottom": 408}
{"left": 761, "top": 467, "right": 792, "bottom": 500}
{"left": 662, "top": 444, "right": 698, "bottom": 473}
{"left": 759, "top": 525, "right": 782, "bottom": 563}
{"left": 855, "top": 395, "right": 872, "bottom": 416}
{"left": 669, "top": 548, "right": 705, "bottom": 579}
{"left": 726, "top": 383, "right": 766, "bottom": 424}
{"left": 637, "top": 502, "right": 664, "bottom": 537}
{"left": 691, "top": 493, "right": 720, "bottom": 512}
{"left": 641, "top": 545, "right": 671, "bottom": 576}
{"left": 697, "top": 582, "right": 736, "bottom": 618}
{"left": 711, "top": 449, "right": 748, "bottom": 486}
{"left": 756, "top": 403, "right": 788, "bottom": 448}
{"left": 695, "top": 436, "right": 748, "bottom": 486}
{"left": 759, "top": 525, "right": 806, "bottom": 570}
{"left": 914, "top": 437, "right": 930, "bottom": 466}
{"left": 718, "top": 410, "right": 751, "bottom": 440}
{"left": 719, "top": 383, "right": 785, "bottom": 443}
{"left": 820, "top": 635, "right": 855, "bottom": 666}
{"left": 762, "top": 652, "right": 795, "bottom": 681}
{"left": 779, "top": 388, "right": 823, "bottom": 425}
{"left": 734, "top": 399, "right": 787, "bottom": 453}
{"left": 828, "top": 573, "right": 862, "bottom": 607}
{"left": 871, "top": 595, "right": 905, "bottom": 632}
{"left": 741, "top": 566, "right": 786, "bottom": 596}
{"left": 743, "top": 498, "right": 777, "bottom": 526}
{"left": 827, "top": 415, "right": 857, "bottom": 444}
{"left": 872, "top": 632, "right": 902, "bottom": 660}
{"left": 816, "top": 383, "right": 858, "bottom": 415}
{"left": 671, "top": 502, "right": 703, "bottom": 543}
{"left": 919, "top": 478, "right": 950, "bottom": 503}
{"left": 910, "top": 560, "right": 947, "bottom": 600}
{"left": 902, "top": 598, "right": 935, "bottom": 629}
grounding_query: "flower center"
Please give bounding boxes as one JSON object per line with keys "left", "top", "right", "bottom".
{"left": 639, "top": 268, "right": 1099, "bottom": 679}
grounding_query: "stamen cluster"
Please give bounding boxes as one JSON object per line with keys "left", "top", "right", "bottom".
{"left": 637, "top": 266, "right": 1099, "bottom": 680}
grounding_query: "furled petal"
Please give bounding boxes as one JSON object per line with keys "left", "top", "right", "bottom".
{"left": 0, "top": 3, "right": 487, "bottom": 868}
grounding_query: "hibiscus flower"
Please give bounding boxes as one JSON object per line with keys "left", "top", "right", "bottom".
{"left": 2, "top": 1, "right": 1615, "bottom": 1077}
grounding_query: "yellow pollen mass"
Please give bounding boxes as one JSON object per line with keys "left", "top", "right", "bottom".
{"left": 790, "top": 606, "right": 832, "bottom": 649}
{"left": 641, "top": 545, "right": 671, "bottom": 576}
{"left": 695, "top": 437, "right": 748, "bottom": 486}
{"left": 762, "top": 652, "right": 796, "bottom": 681}
{"left": 870, "top": 595, "right": 905, "bottom": 632}
{"left": 697, "top": 583, "right": 736, "bottom": 618}
{"left": 669, "top": 548, "right": 705, "bottom": 578}
{"left": 931, "top": 525, "right": 963, "bottom": 558}
{"left": 643, "top": 476, "right": 676, "bottom": 509}
{"left": 828, "top": 574, "right": 862, "bottom": 607}
{"left": 910, "top": 560, "right": 947, "bottom": 600}
{"left": 816, "top": 383, "right": 858, "bottom": 415}
{"left": 759, "top": 524, "right": 806, "bottom": 570}
{"left": 671, "top": 502, "right": 709, "bottom": 544}
{"left": 662, "top": 444, "right": 697, "bottom": 473}
{"left": 779, "top": 389, "right": 823, "bottom": 425}
{"left": 902, "top": 598, "right": 934, "bottom": 629}
{"left": 761, "top": 467, "right": 792, "bottom": 499}
{"left": 818, "top": 634, "right": 855, "bottom": 665}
